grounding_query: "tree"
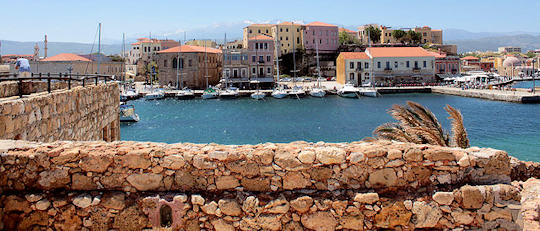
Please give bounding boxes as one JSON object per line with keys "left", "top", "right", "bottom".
{"left": 366, "top": 26, "right": 381, "bottom": 44}
{"left": 526, "top": 51, "right": 537, "bottom": 58}
{"left": 373, "top": 101, "right": 469, "bottom": 148}
{"left": 407, "top": 31, "right": 423, "bottom": 44}
{"left": 391, "top": 30, "right": 406, "bottom": 43}
{"left": 339, "top": 31, "right": 361, "bottom": 45}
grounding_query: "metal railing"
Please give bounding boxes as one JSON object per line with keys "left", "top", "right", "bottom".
{"left": 0, "top": 72, "right": 116, "bottom": 98}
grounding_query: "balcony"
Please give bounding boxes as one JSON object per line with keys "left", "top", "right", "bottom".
{"left": 413, "top": 67, "right": 421, "bottom": 72}
{"left": 356, "top": 67, "right": 363, "bottom": 72}
{"left": 384, "top": 67, "right": 392, "bottom": 72}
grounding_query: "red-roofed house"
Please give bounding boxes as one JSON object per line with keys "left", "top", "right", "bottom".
{"left": 37, "top": 53, "right": 123, "bottom": 76}
{"left": 41, "top": 53, "right": 92, "bottom": 62}
{"left": 156, "top": 45, "right": 222, "bottom": 89}
{"left": 337, "top": 47, "right": 437, "bottom": 85}
{"left": 428, "top": 51, "right": 460, "bottom": 75}
{"left": 302, "top": 21, "right": 339, "bottom": 54}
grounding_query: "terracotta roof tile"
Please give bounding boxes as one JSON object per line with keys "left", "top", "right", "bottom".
{"left": 41, "top": 53, "right": 92, "bottom": 62}
{"left": 367, "top": 47, "right": 433, "bottom": 58}
{"left": 427, "top": 51, "right": 447, "bottom": 58}
{"left": 339, "top": 28, "right": 356, "bottom": 33}
{"left": 339, "top": 52, "right": 369, "bottom": 60}
{"left": 307, "top": 21, "right": 337, "bottom": 27}
{"left": 461, "top": 56, "right": 480, "bottom": 60}
{"left": 158, "top": 45, "right": 222, "bottom": 54}
{"left": 249, "top": 35, "right": 274, "bottom": 40}
{"left": 279, "top": 21, "right": 302, "bottom": 26}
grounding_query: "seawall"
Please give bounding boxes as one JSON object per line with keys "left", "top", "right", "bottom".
{"left": 0, "top": 82, "right": 120, "bottom": 142}
{"left": 432, "top": 86, "right": 540, "bottom": 103}
{"left": 1, "top": 139, "right": 538, "bottom": 230}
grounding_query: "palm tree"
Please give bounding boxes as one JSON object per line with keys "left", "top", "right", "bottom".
{"left": 373, "top": 101, "right": 469, "bottom": 148}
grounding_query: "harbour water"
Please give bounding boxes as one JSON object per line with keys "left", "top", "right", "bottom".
{"left": 513, "top": 80, "right": 540, "bottom": 89}
{"left": 121, "top": 93, "right": 540, "bottom": 162}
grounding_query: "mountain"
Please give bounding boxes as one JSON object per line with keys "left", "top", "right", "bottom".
{"left": 444, "top": 28, "right": 540, "bottom": 41}
{"left": 447, "top": 34, "right": 540, "bottom": 53}
{"left": 1, "top": 40, "right": 124, "bottom": 57}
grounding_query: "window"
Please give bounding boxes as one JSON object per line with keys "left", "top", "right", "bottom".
{"left": 252, "top": 56, "right": 256, "bottom": 62}
{"left": 266, "top": 29, "right": 268, "bottom": 33}
{"left": 350, "top": 62, "right": 354, "bottom": 69}
{"left": 357, "top": 62, "right": 362, "bottom": 69}
{"left": 264, "top": 43, "right": 268, "bottom": 49}
{"left": 259, "top": 56, "right": 263, "bottom": 62}
{"left": 377, "top": 62, "right": 381, "bottom": 69}
{"left": 286, "top": 37, "right": 288, "bottom": 41}
{"left": 286, "top": 28, "right": 289, "bottom": 32}
{"left": 365, "top": 62, "right": 369, "bottom": 69}
{"left": 394, "top": 61, "right": 398, "bottom": 68}
{"left": 297, "top": 37, "right": 299, "bottom": 43}
{"left": 349, "top": 73, "right": 354, "bottom": 80}
{"left": 258, "top": 29, "right": 261, "bottom": 33}
{"left": 280, "top": 28, "right": 283, "bottom": 32}
{"left": 164, "top": 60, "right": 168, "bottom": 67}
{"left": 267, "top": 67, "right": 271, "bottom": 74}
{"left": 249, "top": 29, "right": 252, "bottom": 33}
{"left": 423, "top": 61, "right": 427, "bottom": 68}
{"left": 189, "top": 59, "right": 192, "bottom": 66}
{"left": 406, "top": 61, "right": 410, "bottom": 68}
{"left": 252, "top": 67, "right": 256, "bottom": 75}
{"left": 297, "top": 28, "right": 299, "bottom": 32}
{"left": 386, "top": 62, "right": 390, "bottom": 69}
{"left": 280, "top": 37, "right": 283, "bottom": 41}
{"left": 267, "top": 56, "right": 271, "bottom": 62}
{"left": 414, "top": 61, "right": 419, "bottom": 68}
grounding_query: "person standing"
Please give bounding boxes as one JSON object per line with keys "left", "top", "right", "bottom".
{"left": 15, "top": 57, "right": 31, "bottom": 77}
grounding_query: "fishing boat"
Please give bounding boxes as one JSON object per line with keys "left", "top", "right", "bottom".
{"left": 176, "top": 88, "right": 195, "bottom": 99}
{"left": 337, "top": 83, "right": 360, "bottom": 98}
{"left": 219, "top": 87, "right": 239, "bottom": 99}
{"left": 119, "top": 104, "right": 140, "bottom": 122}
{"left": 309, "top": 35, "right": 326, "bottom": 98}
{"left": 202, "top": 87, "right": 218, "bottom": 99}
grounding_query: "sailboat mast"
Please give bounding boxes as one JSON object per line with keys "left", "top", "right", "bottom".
{"left": 275, "top": 31, "right": 280, "bottom": 82}
{"left": 291, "top": 22, "right": 297, "bottom": 81}
{"left": 97, "top": 23, "right": 101, "bottom": 74}
{"left": 122, "top": 33, "right": 125, "bottom": 81}
{"left": 205, "top": 41, "right": 209, "bottom": 89}
{"left": 176, "top": 44, "right": 180, "bottom": 89}
{"left": 315, "top": 35, "right": 321, "bottom": 87}
{"left": 224, "top": 33, "right": 227, "bottom": 89}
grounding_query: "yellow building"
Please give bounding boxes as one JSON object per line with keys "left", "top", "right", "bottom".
{"left": 413, "top": 26, "right": 443, "bottom": 44}
{"left": 273, "top": 22, "right": 303, "bottom": 56}
{"left": 185, "top": 40, "right": 217, "bottom": 48}
{"left": 243, "top": 24, "right": 274, "bottom": 48}
{"left": 380, "top": 26, "right": 398, "bottom": 44}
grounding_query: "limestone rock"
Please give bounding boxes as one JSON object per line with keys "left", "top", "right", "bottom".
{"left": 121, "top": 153, "right": 151, "bottom": 169}
{"left": 404, "top": 148, "right": 423, "bottom": 161}
{"left": 215, "top": 175, "right": 240, "bottom": 190}
{"left": 73, "top": 194, "right": 92, "bottom": 208}
{"left": 301, "top": 211, "right": 338, "bottom": 231}
{"left": 283, "top": 172, "right": 311, "bottom": 190}
{"left": 202, "top": 201, "right": 219, "bottom": 215}
{"left": 432, "top": 192, "right": 454, "bottom": 205}
{"left": 348, "top": 152, "right": 366, "bottom": 164}
{"left": 461, "top": 185, "right": 484, "bottom": 209}
{"left": 275, "top": 150, "right": 302, "bottom": 170}
{"left": 211, "top": 219, "right": 235, "bottom": 231}
{"left": 160, "top": 154, "right": 185, "bottom": 169}
{"left": 340, "top": 215, "right": 364, "bottom": 230}
{"left": 191, "top": 195, "right": 205, "bottom": 205}
{"left": 4, "top": 195, "right": 31, "bottom": 213}
{"left": 485, "top": 207, "right": 512, "bottom": 221}
{"left": 218, "top": 199, "right": 242, "bottom": 216}
{"left": 315, "top": 147, "right": 346, "bottom": 165}
{"left": 290, "top": 196, "right": 314, "bottom": 214}
{"left": 263, "top": 198, "right": 290, "bottom": 214}
{"left": 35, "top": 199, "right": 50, "bottom": 210}
{"left": 25, "top": 194, "right": 43, "bottom": 203}
{"left": 411, "top": 201, "right": 442, "bottom": 228}
{"left": 79, "top": 154, "right": 112, "bottom": 173}
{"left": 451, "top": 211, "right": 474, "bottom": 225}
{"left": 298, "top": 150, "right": 315, "bottom": 164}
{"left": 241, "top": 177, "right": 271, "bottom": 191}
{"left": 258, "top": 214, "right": 282, "bottom": 231}
{"left": 387, "top": 149, "right": 402, "bottom": 160}
{"left": 126, "top": 173, "right": 163, "bottom": 191}
{"left": 354, "top": 193, "right": 379, "bottom": 204}
{"left": 193, "top": 155, "right": 216, "bottom": 169}
{"left": 425, "top": 149, "right": 456, "bottom": 161}
{"left": 242, "top": 196, "right": 259, "bottom": 214}
{"left": 101, "top": 192, "right": 125, "bottom": 210}
{"left": 374, "top": 202, "right": 412, "bottom": 229}
{"left": 38, "top": 168, "right": 70, "bottom": 189}
{"left": 72, "top": 173, "right": 97, "bottom": 190}
{"left": 368, "top": 168, "right": 397, "bottom": 187}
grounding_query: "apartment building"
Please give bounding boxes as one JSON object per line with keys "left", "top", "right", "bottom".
{"left": 336, "top": 47, "right": 436, "bottom": 86}
{"left": 126, "top": 38, "right": 180, "bottom": 65}
{"left": 302, "top": 21, "right": 339, "bottom": 54}
{"left": 413, "top": 26, "right": 443, "bottom": 44}
{"left": 271, "top": 22, "right": 303, "bottom": 56}
{"left": 357, "top": 25, "right": 443, "bottom": 45}
{"left": 498, "top": 46, "right": 522, "bottom": 53}
{"left": 428, "top": 51, "right": 460, "bottom": 75}
{"left": 37, "top": 53, "right": 123, "bottom": 76}
{"left": 156, "top": 45, "right": 222, "bottom": 89}
{"left": 243, "top": 24, "right": 274, "bottom": 49}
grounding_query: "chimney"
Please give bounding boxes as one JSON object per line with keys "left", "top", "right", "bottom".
{"left": 44, "top": 35, "right": 48, "bottom": 58}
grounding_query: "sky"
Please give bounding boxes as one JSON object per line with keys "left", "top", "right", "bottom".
{"left": 1, "top": 0, "right": 540, "bottom": 43}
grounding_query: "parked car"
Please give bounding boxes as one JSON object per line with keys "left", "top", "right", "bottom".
{"left": 317, "top": 77, "right": 327, "bottom": 82}
{"left": 294, "top": 77, "right": 304, "bottom": 82}
{"left": 303, "top": 77, "right": 313, "bottom": 82}
{"left": 281, "top": 78, "right": 292, "bottom": 82}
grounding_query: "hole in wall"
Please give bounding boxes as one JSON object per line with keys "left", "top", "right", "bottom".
{"left": 159, "top": 204, "right": 173, "bottom": 227}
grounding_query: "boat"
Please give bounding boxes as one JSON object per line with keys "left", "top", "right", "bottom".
{"left": 144, "top": 89, "right": 164, "bottom": 100}
{"left": 337, "top": 83, "right": 360, "bottom": 98}
{"left": 202, "top": 87, "right": 218, "bottom": 99}
{"left": 219, "top": 87, "right": 239, "bottom": 99}
{"left": 176, "top": 88, "right": 195, "bottom": 99}
{"left": 359, "top": 88, "right": 378, "bottom": 97}
{"left": 251, "top": 90, "right": 266, "bottom": 100}
{"left": 120, "top": 90, "right": 138, "bottom": 101}
{"left": 119, "top": 104, "right": 140, "bottom": 122}
{"left": 310, "top": 88, "right": 326, "bottom": 97}
{"left": 271, "top": 87, "right": 289, "bottom": 99}
{"left": 309, "top": 36, "right": 326, "bottom": 98}
{"left": 289, "top": 86, "right": 306, "bottom": 98}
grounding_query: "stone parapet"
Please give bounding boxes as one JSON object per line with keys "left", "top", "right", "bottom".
{"left": 0, "top": 183, "right": 529, "bottom": 230}
{"left": 0, "top": 140, "right": 512, "bottom": 193}
{"left": 0, "top": 82, "right": 119, "bottom": 142}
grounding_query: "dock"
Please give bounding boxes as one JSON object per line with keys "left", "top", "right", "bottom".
{"left": 431, "top": 86, "right": 540, "bottom": 103}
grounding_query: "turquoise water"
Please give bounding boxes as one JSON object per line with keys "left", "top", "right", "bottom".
{"left": 121, "top": 94, "right": 540, "bottom": 162}
{"left": 513, "top": 80, "right": 540, "bottom": 89}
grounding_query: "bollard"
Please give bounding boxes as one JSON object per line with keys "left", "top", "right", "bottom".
{"left": 68, "top": 73, "right": 71, "bottom": 89}
{"left": 83, "top": 78, "right": 86, "bottom": 87}
{"left": 95, "top": 76, "right": 98, "bottom": 85}
{"left": 47, "top": 73, "right": 51, "bottom": 93}
{"left": 18, "top": 79, "right": 23, "bottom": 98}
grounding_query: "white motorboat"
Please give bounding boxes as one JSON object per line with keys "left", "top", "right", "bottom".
{"left": 337, "top": 83, "right": 360, "bottom": 98}
{"left": 144, "top": 90, "right": 164, "bottom": 100}
{"left": 289, "top": 86, "right": 306, "bottom": 98}
{"left": 310, "top": 88, "right": 326, "bottom": 97}
{"left": 359, "top": 88, "right": 378, "bottom": 97}
{"left": 176, "top": 88, "right": 195, "bottom": 100}
{"left": 271, "top": 88, "right": 288, "bottom": 99}
{"left": 119, "top": 104, "right": 140, "bottom": 122}
{"left": 251, "top": 90, "right": 266, "bottom": 100}
{"left": 219, "top": 87, "right": 239, "bottom": 99}
{"left": 120, "top": 90, "right": 138, "bottom": 101}
{"left": 202, "top": 88, "right": 218, "bottom": 99}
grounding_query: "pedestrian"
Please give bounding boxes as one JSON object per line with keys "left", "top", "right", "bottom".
{"left": 15, "top": 57, "right": 31, "bottom": 77}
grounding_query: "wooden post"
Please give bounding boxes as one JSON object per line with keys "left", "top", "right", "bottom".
{"left": 82, "top": 78, "right": 85, "bottom": 87}
{"left": 68, "top": 72, "right": 71, "bottom": 89}
{"left": 95, "top": 76, "right": 98, "bottom": 85}
{"left": 18, "top": 79, "right": 23, "bottom": 98}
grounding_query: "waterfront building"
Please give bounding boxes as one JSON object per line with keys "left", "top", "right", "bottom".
{"left": 271, "top": 22, "right": 303, "bottom": 55}
{"left": 499, "top": 56, "right": 524, "bottom": 77}
{"left": 243, "top": 24, "right": 274, "bottom": 49}
{"left": 126, "top": 38, "right": 180, "bottom": 65}
{"left": 460, "top": 56, "right": 481, "bottom": 72}
{"left": 302, "top": 21, "right": 339, "bottom": 54}
{"left": 413, "top": 26, "right": 443, "bottom": 44}
{"left": 428, "top": 51, "right": 460, "bottom": 75}
{"left": 498, "top": 46, "right": 522, "bottom": 53}
{"left": 156, "top": 45, "right": 222, "bottom": 89}
{"left": 356, "top": 24, "right": 380, "bottom": 45}
{"left": 223, "top": 35, "right": 275, "bottom": 89}
{"left": 185, "top": 40, "right": 217, "bottom": 48}
{"left": 336, "top": 47, "right": 435, "bottom": 86}
{"left": 380, "top": 26, "right": 400, "bottom": 44}
{"left": 34, "top": 53, "right": 123, "bottom": 76}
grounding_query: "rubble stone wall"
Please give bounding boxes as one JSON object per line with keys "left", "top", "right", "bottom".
{"left": 0, "top": 83, "right": 119, "bottom": 142}
{"left": 0, "top": 140, "right": 538, "bottom": 231}
{"left": 0, "top": 81, "right": 84, "bottom": 98}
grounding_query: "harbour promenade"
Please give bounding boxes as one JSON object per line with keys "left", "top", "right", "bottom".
{"left": 432, "top": 86, "right": 540, "bottom": 103}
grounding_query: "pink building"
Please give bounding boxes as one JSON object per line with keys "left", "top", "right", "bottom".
{"left": 302, "top": 21, "right": 339, "bottom": 54}
{"left": 247, "top": 35, "right": 275, "bottom": 78}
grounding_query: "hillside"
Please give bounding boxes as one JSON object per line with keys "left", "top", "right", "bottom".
{"left": 0, "top": 40, "right": 123, "bottom": 57}
{"left": 447, "top": 34, "right": 540, "bottom": 53}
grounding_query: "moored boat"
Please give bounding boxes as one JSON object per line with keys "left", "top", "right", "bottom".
{"left": 338, "top": 83, "right": 359, "bottom": 98}
{"left": 202, "top": 88, "right": 218, "bottom": 99}
{"left": 119, "top": 104, "right": 140, "bottom": 122}
{"left": 144, "top": 90, "right": 164, "bottom": 100}
{"left": 251, "top": 90, "right": 266, "bottom": 100}
{"left": 219, "top": 87, "right": 239, "bottom": 99}
{"left": 176, "top": 88, "right": 195, "bottom": 100}
{"left": 289, "top": 86, "right": 306, "bottom": 98}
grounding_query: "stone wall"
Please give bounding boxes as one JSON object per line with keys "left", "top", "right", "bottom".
{"left": 0, "top": 139, "right": 538, "bottom": 230}
{"left": 0, "top": 81, "right": 85, "bottom": 98}
{"left": 0, "top": 83, "right": 119, "bottom": 142}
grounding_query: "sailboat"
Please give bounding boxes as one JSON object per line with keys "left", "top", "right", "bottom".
{"left": 309, "top": 38, "right": 325, "bottom": 98}
{"left": 174, "top": 39, "right": 195, "bottom": 100}
{"left": 288, "top": 22, "right": 305, "bottom": 98}
{"left": 250, "top": 80, "right": 265, "bottom": 100}
{"left": 202, "top": 42, "right": 218, "bottom": 99}
{"left": 338, "top": 82, "right": 360, "bottom": 98}
{"left": 272, "top": 30, "right": 289, "bottom": 99}
{"left": 359, "top": 82, "right": 378, "bottom": 97}
{"left": 176, "top": 87, "right": 195, "bottom": 99}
